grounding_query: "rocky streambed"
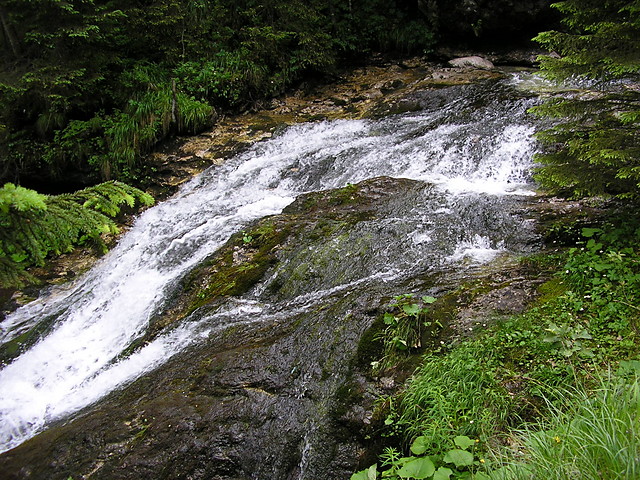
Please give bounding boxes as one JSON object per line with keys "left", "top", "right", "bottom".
{"left": 0, "top": 56, "right": 591, "bottom": 479}
{"left": 0, "top": 176, "right": 555, "bottom": 480}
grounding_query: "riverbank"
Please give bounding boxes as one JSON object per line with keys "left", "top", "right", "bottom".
{"left": 140, "top": 56, "right": 511, "bottom": 199}
{"left": 2, "top": 55, "right": 529, "bottom": 311}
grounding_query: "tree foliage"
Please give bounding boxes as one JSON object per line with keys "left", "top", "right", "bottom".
{"left": 532, "top": 0, "right": 640, "bottom": 198}
{"left": 0, "top": 0, "right": 435, "bottom": 186}
{"left": 0, "top": 181, "right": 153, "bottom": 287}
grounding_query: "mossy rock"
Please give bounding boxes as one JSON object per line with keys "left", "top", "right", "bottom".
{"left": 133, "top": 177, "right": 423, "bottom": 351}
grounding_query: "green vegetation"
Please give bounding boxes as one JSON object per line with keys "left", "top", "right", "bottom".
{"left": 353, "top": 435, "right": 489, "bottom": 480}
{"left": 531, "top": 0, "right": 640, "bottom": 198}
{"left": 354, "top": 220, "right": 640, "bottom": 479}
{"left": 0, "top": 181, "right": 153, "bottom": 287}
{"left": 491, "top": 372, "right": 640, "bottom": 480}
{"left": 0, "top": 0, "right": 435, "bottom": 187}
{"left": 372, "top": 294, "right": 438, "bottom": 373}
{"left": 0, "top": 1, "right": 436, "bottom": 285}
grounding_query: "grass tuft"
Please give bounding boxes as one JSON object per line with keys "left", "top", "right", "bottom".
{"left": 490, "top": 374, "right": 640, "bottom": 480}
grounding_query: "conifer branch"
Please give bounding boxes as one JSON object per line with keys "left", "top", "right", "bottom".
{"left": 0, "top": 181, "right": 154, "bottom": 288}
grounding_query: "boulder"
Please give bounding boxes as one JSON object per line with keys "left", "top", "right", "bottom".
{"left": 448, "top": 56, "right": 495, "bottom": 70}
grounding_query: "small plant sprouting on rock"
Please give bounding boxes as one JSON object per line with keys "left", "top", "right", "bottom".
{"left": 241, "top": 231, "right": 254, "bottom": 244}
{"left": 372, "top": 294, "right": 438, "bottom": 373}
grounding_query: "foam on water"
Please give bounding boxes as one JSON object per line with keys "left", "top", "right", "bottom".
{"left": 0, "top": 77, "right": 541, "bottom": 452}
{"left": 447, "top": 234, "right": 505, "bottom": 264}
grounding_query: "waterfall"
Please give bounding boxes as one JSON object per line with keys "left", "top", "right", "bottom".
{"left": 0, "top": 76, "right": 541, "bottom": 454}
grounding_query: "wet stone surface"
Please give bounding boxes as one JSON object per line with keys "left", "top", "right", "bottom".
{"left": 0, "top": 62, "right": 575, "bottom": 479}
{"left": 0, "top": 176, "right": 552, "bottom": 480}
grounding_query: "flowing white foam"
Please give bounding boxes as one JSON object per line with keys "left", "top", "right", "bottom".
{"left": 0, "top": 76, "right": 541, "bottom": 452}
{"left": 447, "top": 235, "right": 505, "bottom": 264}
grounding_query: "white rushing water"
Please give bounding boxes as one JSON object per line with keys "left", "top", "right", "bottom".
{"left": 0, "top": 78, "right": 540, "bottom": 453}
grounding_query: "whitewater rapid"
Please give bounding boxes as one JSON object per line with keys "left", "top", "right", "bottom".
{"left": 0, "top": 77, "right": 540, "bottom": 453}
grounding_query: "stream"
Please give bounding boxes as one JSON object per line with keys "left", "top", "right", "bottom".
{"left": 1, "top": 73, "right": 546, "bottom": 477}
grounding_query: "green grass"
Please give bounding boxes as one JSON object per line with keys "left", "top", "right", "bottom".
{"left": 391, "top": 341, "right": 513, "bottom": 451}
{"left": 490, "top": 373, "right": 640, "bottom": 480}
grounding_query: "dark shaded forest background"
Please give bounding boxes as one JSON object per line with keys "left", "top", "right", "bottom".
{"left": 1, "top": 0, "right": 638, "bottom": 288}
{"left": 0, "top": 0, "right": 554, "bottom": 191}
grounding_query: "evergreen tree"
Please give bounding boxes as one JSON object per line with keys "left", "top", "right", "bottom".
{"left": 0, "top": 181, "right": 153, "bottom": 288}
{"left": 532, "top": 0, "right": 640, "bottom": 198}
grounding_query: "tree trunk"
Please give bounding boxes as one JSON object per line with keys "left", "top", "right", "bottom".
{"left": 0, "top": 6, "right": 21, "bottom": 58}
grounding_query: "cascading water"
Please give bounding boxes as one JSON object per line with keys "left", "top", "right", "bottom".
{"left": 0, "top": 76, "right": 542, "bottom": 456}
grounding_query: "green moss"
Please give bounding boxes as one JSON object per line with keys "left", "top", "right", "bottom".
{"left": 283, "top": 183, "right": 365, "bottom": 215}
{"left": 0, "top": 319, "right": 55, "bottom": 364}
{"left": 186, "top": 219, "right": 291, "bottom": 312}
{"left": 536, "top": 276, "right": 568, "bottom": 303}
{"left": 332, "top": 377, "right": 365, "bottom": 420}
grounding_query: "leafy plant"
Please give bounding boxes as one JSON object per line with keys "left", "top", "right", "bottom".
{"left": 559, "top": 223, "right": 640, "bottom": 357}
{"left": 366, "top": 218, "right": 640, "bottom": 480}
{"left": 242, "top": 231, "right": 254, "bottom": 244}
{"left": 0, "top": 181, "right": 153, "bottom": 287}
{"left": 373, "top": 294, "right": 437, "bottom": 372}
{"left": 543, "top": 322, "right": 593, "bottom": 358}
{"left": 0, "top": 0, "right": 436, "bottom": 186}
{"left": 532, "top": 0, "right": 640, "bottom": 198}
{"left": 351, "top": 435, "right": 490, "bottom": 480}
{"left": 392, "top": 342, "right": 512, "bottom": 452}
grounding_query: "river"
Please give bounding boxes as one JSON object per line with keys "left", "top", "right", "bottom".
{"left": 0, "top": 73, "right": 545, "bottom": 477}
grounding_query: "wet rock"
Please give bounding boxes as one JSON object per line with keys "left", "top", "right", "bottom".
{"left": 0, "top": 178, "right": 424, "bottom": 480}
{"left": 449, "top": 56, "right": 495, "bottom": 70}
{"left": 0, "top": 174, "right": 550, "bottom": 479}
{"left": 0, "top": 63, "right": 569, "bottom": 479}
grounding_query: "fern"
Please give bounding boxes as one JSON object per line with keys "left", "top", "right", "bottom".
{"left": 0, "top": 181, "right": 154, "bottom": 288}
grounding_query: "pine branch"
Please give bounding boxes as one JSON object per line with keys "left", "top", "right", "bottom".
{"left": 0, "top": 181, "right": 154, "bottom": 288}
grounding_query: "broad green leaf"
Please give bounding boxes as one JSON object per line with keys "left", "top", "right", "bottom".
{"left": 402, "top": 303, "right": 421, "bottom": 316}
{"left": 433, "top": 467, "right": 453, "bottom": 480}
{"left": 586, "top": 239, "right": 603, "bottom": 251}
{"left": 619, "top": 360, "right": 640, "bottom": 374}
{"left": 582, "top": 227, "right": 602, "bottom": 238}
{"left": 572, "top": 329, "right": 592, "bottom": 340}
{"left": 453, "top": 435, "right": 476, "bottom": 450}
{"left": 350, "top": 469, "right": 368, "bottom": 480}
{"left": 422, "top": 295, "right": 437, "bottom": 304}
{"left": 351, "top": 464, "right": 377, "bottom": 480}
{"left": 367, "top": 464, "right": 378, "bottom": 480}
{"left": 397, "top": 457, "right": 436, "bottom": 479}
{"left": 443, "top": 449, "right": 474, "bottom": 468}
{"left": 410, "top": 436, "right": 430, "bottom": 455}
{"left": 383, "top": 313, "right": 396, "bottom": 325}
